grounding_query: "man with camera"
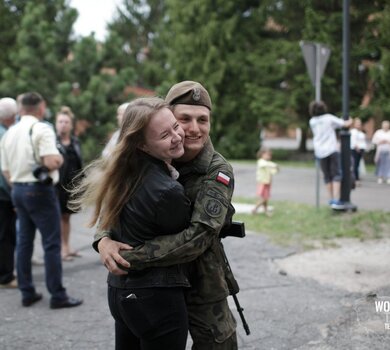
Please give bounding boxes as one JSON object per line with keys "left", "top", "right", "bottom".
{"left": 0, "top": 92, "right": 82, "bottom": 309}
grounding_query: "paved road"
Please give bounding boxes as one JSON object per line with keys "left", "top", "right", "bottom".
{"left": 232, "top": 162, "right": 389, "bottom": 212}
{"left": 1, "top": 165, "right": 389, "bottom": 349}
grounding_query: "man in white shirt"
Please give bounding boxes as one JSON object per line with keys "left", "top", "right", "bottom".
{"left": 309, "top": 100, "right": 352, "bottom": 208}
{"left": 1, "top": 92, "right": 82, "bottom": 309}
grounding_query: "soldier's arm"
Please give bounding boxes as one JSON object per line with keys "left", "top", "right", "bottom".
{"left": 120, "top": 164, "right": 235, "bottom": 269}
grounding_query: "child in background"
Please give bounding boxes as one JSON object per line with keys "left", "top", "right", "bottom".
{"left": 252, "top": 147, "right": 279, "bottom": 216}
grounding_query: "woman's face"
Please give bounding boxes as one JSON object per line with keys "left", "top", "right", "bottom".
{"left": 141, "top": 108, "right": 185, "bottom": 162}
{"left": 382, "top": 121, "right": 390, "bottom": 131}
{"left": 56, "top": 114, "right": 73, "bottom": 136}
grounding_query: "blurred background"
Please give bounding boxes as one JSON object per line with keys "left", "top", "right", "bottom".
{"left": 0, "top": 0, "right": 389, "bottom": 162}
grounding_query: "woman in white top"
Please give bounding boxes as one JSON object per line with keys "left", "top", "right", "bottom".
{"left": 372, "top": 120, "right": 390, "bottom": 184}
{"left": 350, "top": 118, "right": 367, "bottom": 184}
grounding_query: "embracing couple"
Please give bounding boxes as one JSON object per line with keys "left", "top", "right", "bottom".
{"left": 73, "top": 81, "right": 239, "bottom": 350}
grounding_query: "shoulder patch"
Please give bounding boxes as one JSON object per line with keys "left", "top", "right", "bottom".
{"left": 216, "top": 172, "right": 230, "bottom": 186}
{"left": 204, "top": 199, "right": 223, "bottom": 217}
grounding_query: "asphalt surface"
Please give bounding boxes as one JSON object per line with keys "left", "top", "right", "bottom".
{"left": 1, "top": 164, "right": 389, "bottom": 349}
{"left": 232, "top": 162, "right": 389, "bottom": 212}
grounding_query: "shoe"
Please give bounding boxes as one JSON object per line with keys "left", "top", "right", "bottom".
{"left": 50, "top": 296, "right": 83, "bottom": 309}
{"left": 328, "top": 199, "right": 337, "bottom": 206}
{"left": 330, "top": 200, "right": 345, "bottom": 210}
{"left": 22, "top": 293, "right": 43, "bottom": 307}
{"left": 0, "top": 278, "right": 18, "bottom": 289}
{"left": 378, "top": 178, "right": 384, "bottom": 184}
{"left": 387, "top": 179, "right": 390, "bottom": 185}
{"left": 32, "top": 257, "right": 44, "bottom": 266}
{"left": 62, "top": 254, "right": 74, "bottom": 262}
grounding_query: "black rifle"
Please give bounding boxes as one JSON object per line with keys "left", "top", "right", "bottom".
{"left": 219, "top": 222, "right": 251, "bottom": 336}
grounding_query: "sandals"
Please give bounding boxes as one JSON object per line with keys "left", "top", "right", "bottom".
{"left": 62, "top": 251, "right": 82, "bottom": 261}
{"left": 62, "top": 255, "right": 74, "bottom": 262}
{"left": 68, "top": 251, "right": 82, "bottom": 258}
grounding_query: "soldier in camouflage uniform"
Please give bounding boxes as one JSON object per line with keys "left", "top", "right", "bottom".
{"left": 95, "top": 81, "right": 239, "bottom": 349}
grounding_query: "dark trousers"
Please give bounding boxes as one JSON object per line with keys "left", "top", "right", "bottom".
{"left": 351, "top": 149, "right": 364, "bottom": 181}
{"left": 12, "top": 183, "right": 66, "bottom": 301}
{"left": 108, "top": 285, "right": 188, "bottom": 350}
{"left": 0, "top": 200, "right": 16, "bottom": 284}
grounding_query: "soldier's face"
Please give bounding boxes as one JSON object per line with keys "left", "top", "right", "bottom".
{"left": 173, "top": 104, "right": 211, "bottom": 160}
{"left": 141, "top": 107, "right": 185, "bottom": 163}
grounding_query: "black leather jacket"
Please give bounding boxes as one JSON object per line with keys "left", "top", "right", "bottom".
{"left": 56, "top": 135, "right": 83, "bottom": 185}
{"left": 108, "top": 151, "right": 191, "bottom": 289}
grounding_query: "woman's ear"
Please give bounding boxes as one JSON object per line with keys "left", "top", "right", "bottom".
{"left": 139, "top": 144, "right": 148, "bottom": 153}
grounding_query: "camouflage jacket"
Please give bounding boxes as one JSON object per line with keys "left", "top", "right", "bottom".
{"left": 93, "top": 138, "right": 236, "bottom": 304}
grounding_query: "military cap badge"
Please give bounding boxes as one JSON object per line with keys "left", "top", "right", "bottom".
{"left": 192, "top": 87, "right": 201, "bottom": 101}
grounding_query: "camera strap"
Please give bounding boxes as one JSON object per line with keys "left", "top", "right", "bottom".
{"left": 29, "top": 122, "right": 41, "bottom": 165}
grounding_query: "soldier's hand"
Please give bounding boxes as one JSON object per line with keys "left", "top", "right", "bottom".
{"left": 98, "top": 237, "right": 133, "bottom": 275}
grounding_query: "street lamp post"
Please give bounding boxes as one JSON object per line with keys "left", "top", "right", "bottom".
{"left": 338, "top": 0, "right": 357, "bottom": 211}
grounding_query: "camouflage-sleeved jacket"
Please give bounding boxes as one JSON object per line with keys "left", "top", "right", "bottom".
{"left": 93, "top": 138, "right": 236, "bottom": 304}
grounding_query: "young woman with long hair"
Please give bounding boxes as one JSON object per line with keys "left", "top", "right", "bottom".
{"left": 71, "top": 97, "right": 191, "bottom": 350}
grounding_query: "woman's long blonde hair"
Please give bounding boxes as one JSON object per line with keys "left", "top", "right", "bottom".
{"left": 70, "top": 97, "right": 168, "bottom": 230}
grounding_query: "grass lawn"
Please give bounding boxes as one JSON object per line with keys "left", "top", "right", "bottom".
{"left": 233, "top": 199, "right": 390, "bottom": 248}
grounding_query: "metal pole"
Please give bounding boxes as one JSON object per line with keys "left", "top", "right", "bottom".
{"left": 315, "top": 43, "right": 321, "bottom": 209}
{"left": 315, "top": 158, "right": 320, "bottom": 209}
{"left": 342, "top": 0, "right": 350, "bottom": 120}
{"left": 338, "top": 0, "right": 356, "bottom": 211}
{"left": 340, "top": 0, "right": 351, "bottom": 203}
{"left": 315, "top": 44, "right": 321, "bottom": 102}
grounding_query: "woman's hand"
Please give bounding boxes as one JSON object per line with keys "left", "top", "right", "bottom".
{"left": 98, "top": 237, "right": 133, "bottom": 275}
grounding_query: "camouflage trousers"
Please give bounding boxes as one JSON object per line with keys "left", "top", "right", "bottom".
{"left": 187, "top": 298, "right": 237, "bottom": 350}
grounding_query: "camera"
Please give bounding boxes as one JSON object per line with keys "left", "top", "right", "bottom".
{"left": 32, "top": 165, "right": 53, "bottom": 185}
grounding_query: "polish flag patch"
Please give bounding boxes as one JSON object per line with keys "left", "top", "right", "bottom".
{"left": 216, "top": 172, "right": 230, "bottom": 186}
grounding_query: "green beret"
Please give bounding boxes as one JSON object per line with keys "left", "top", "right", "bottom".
{"left": 165, "top": 81, "right": 212, "bottom": 110}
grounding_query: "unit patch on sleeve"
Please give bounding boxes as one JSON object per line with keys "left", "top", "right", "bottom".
{"left": 216, "top": 172, "right": 230, "bottom": 186}
{"left": 204, "top": 199, "right": 223, "bottom": 217}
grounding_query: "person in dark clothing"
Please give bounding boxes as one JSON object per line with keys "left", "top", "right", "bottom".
{"left": 71, "top": 97, "right": 191, "bottom": 350}
{"left": 0, "top": 97, "right": 17, "bottom": 288}
{"left": 55, "top": 106, "right": 83, "bottom": 261}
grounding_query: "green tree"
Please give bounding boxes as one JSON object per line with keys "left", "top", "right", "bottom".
{"left": 0, "top": 0, "right": 77, "bottom": 102}
{"left": 0, "top": 0, "right": 25, "bottom": 76}
{"left": 161, "top": 0, "right": 388, "bottom": 157}
{"left": 103, "top": 0, "right": 166, "bottom": 88}
{"left": 162, "top": 0, "right": 296, "bottom": 157}
{"left": 369, "top": 3, "right": 390, "bottom": 123}
{"left": 54, "top": 35, "right": 137, "bottom": 160}
{"left": 268, "top": 1, "right": 387, "bottom": 150}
